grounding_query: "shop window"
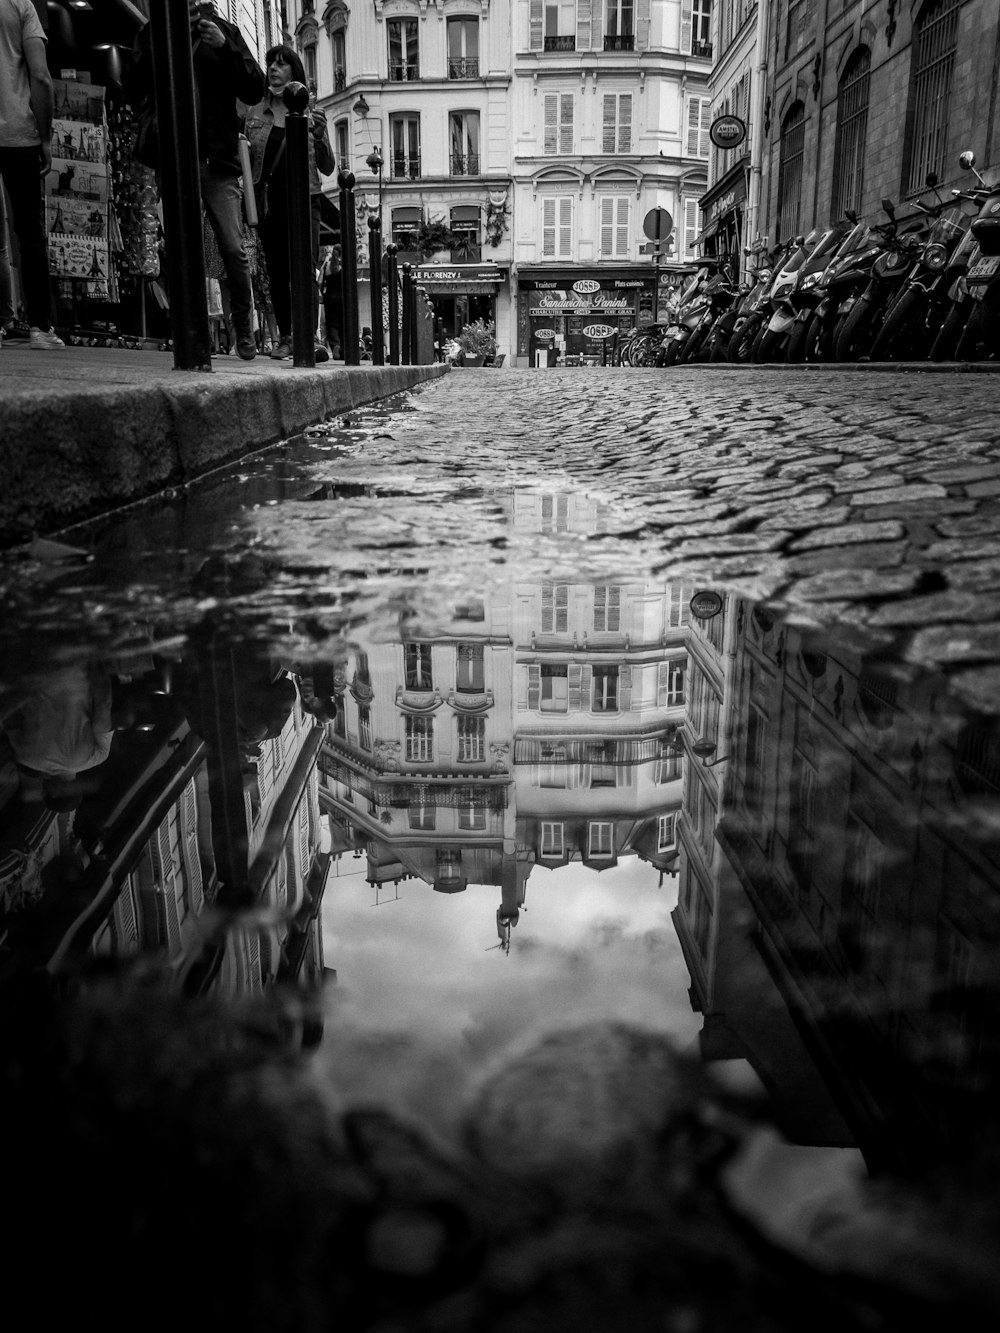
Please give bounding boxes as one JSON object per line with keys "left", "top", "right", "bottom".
{"left": 657, "top": 812, "right": 676, "bottom": 852}
{"left": 776, "top": 101, "right": 805, "bottom": 241}
{"left": 594, "top": 585, "right": 621, "bottom": 632}
{"left": 334, "top": 118, "right": 350, "bottom": 173}
{"left": 387, "top": 18, "right": 419, "bottom": 80}
{"left": 390, "top": 114, "right": 421, "bottom": 179}
{"left": 332, "top": 30, "right": 346, "bottom": 91}
{"left": 405, "top": 715, "right": 433, "bottom": 762}
{"left": 540, "top": 664, "right": 568, "bottom": 713}
{"left": 543, "top": 92, "right": 574, "bottom": 154}
{"left": 541, "top": 195, "right": 573, "bottom": 258}
{"left": 589, "top": 821, "right": 614, "bottom": 857}
{"left": 544, "top": 0, "right": 575, "bottom": 49}
{"left": 686, "top": 95, "right": 711, "bottom": 158}
{"left": 904, "top": 0, "right": 961, "bottom": 195}
{"left": 404, "top": 642, "right": 433, "bottom": 690}
{"left": 447, "top": 17, "right": 479, "bottom": 78}
{"left": 605, "top": 0, "right": 634, "bottom": 50}
{"left": 541, "top": 822, "right": 564, "bottom": 857}
{"left": 450, "top": 206, "right": 481, "bottom": 260}
{"left": 456, "top": 643, "right": 485, "bottom": 692}
{"left": 450, "top": 111, "right": 480, "bottom": 176}
{"left": 592, "top": 665, "right": 619, "bottom": 713}
{"left": 392, "top": 205, "right": 422, "bottom": 245}
{"left": 691, "top": 0, "right": 712, "bottom": 57}
{"left": 541, "top": 582, "right": 569, "bottom": 632}
{"left": 599, "top": 196, "right": 630, "bottom": 258}
{"left": 457, "top": 715, "right": 485, "bottom": 763}
{"left": 832, "top": 48, "right": 871, "bottom": 219}
{"left": 601, "top": 92, "right": 632, "bottom": 153}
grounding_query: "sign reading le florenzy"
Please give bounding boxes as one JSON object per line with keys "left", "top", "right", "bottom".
{"left": 709, "top": 114, "right": 747, "bottom": 150}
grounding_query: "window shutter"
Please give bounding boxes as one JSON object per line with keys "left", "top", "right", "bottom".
{"left": 618, "top": 93, "right": 632, "bottom": 151}
{"left": 543, "top": 93, "right": 558, "bottom": 154}
{"left": 635, "top": 0, "right": 651, "bottom": 49}
{"left": 567, "top": 664, "right": 583, "bottom": 711}
{"left": 684, "top": 196, "right": 699, "bottom": 255}
{"left": 559, "top": 93, "right": 574, "bottom": 154}
{"left": 577, "top": 0, "right": 592, "bottom": 50}
{"left": 615, "top": 197, "right": 629, "bottom": 256}
{"left": 558, "top": 196, "right": 573, "bottom": 257}
{"left": 527, "top": 664, "right": 541, "bottom": 710}
{"left": 600, "top": 195, "right": 615, "bottom": 255}
{"left": 608, "top": 584, "right": 621, "bottom": 629}
{"left": 686, "top": 95, "right": 700, "bottom": 155}
{"left": 602, "top": 94, "right": 616, "bottom": 153}
{"left": 542, "top": 196, "right": 556, "bottom": 256}
{"left": 180, "top": 779, "right": 204, "bottom": 914}
{"left": 529, "top": 0, "right": 543, "bottom": 50}
{"left": 541, "top": 581, "right": 554, "bottom": 629}
{"left": 680, "top": 0, "right": 692, "bottom": 53}
{"left": 700, "top": 98, "right": 710, "bottom": 156}
{"left": 113, "top": 881, "right": 139, "bottom": 950}
{"left": 591, "top": 0, "right": 602, "bottom": 50}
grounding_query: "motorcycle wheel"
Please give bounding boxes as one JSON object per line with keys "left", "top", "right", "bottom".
{"left": 664, "top": 338, "right": 682, "bottom": 366}
{"left": 835, "top": 296, "right": 876, "bottom": 362}
{"left": 929, "top": 297, "right": 973, "bottom": 362}
{"left": 868, "top": 288, "right": 921, "bottom": 362}
{"left": 677, "top": 323, "right": 708, "bottom": 364}
{"left": 803, "top": 310, "right": 832, "bottom": 362}
{"left": 955, "top": 301, "right": 993, "bottom": 361}
{"left": 754, "top": 327, "right": 786, "bottom": 364}
{"left": 727, "top": 313, "right": 762, "bottom": 364}
{"left": 785, "top": 317, "right": 810, "bottom": 364}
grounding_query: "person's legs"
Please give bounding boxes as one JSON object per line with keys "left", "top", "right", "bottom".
{"left": 259, "top": 211, "right": 291, "bottom": 353}
{"left": 0, "top": 147, "right": 57, "bottom": 336}
{"left": 0, "top": 187, "right": 16, "bottom": 326}
{"left": 200, "top": 167, "right": 255, "bottom": 355}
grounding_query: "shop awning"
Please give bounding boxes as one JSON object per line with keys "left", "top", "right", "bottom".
{"left": 318, "top": 193, "right": 340, "bottom": 243}
{"left": 693, "top": 220, "right": 719, "bottom": 247}
{"left": 450, "top": 205, "right": 481, "bottom": 222}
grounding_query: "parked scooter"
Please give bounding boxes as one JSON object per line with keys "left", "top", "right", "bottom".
{"left": 954, "top": 149, "right": 1000, "bottom": 361}
{"left": 755, "top": 225, "right": 850, "bottom": 363}
{"left": 835, "top": 198, "right": 930, "bottom": 361}
{"left": 660, "top": 260, "right": 726, "bottom": 365}
{"left": 698, "top": 241, "right": 769, "bottom": 361}
{"left": 726, "top": 240, "right": 794, "bottom": 363}
{"left": 795, "top": 221, "right": 882, "bottom": 363}
{"left": 675, "top": 257, "right": 741, "bottom": 363}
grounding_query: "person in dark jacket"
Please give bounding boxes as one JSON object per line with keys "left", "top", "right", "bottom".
{"left": 131, "top": 4, "right": 264, "bottom": 360}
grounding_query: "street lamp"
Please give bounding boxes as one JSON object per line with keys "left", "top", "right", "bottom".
{"left": 664, "top": 726, "right": 730, "bottom": 768}
{"left": 365, "top": 144, "right": 384, "bottom": 228}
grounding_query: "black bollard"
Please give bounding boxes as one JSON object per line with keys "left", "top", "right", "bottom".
{"left": 412, "top": 284, "right": 424, "bottom": 364}
{"left": 147, "top": 2, "right": 211, "bottom": 370}
{"left": 338, "top": 170, "right": 360, "bottom": 366}
{"left": 386, "top": 242, "right": 400, "bottom": 365}
{"left": 283, "top": 82, "right": 315, "bottom": 368}
{"left": 368, "top": 216, "right": 385, "bottom": 365}
{"left": 400, "top": 263, "right": 413, "bottom": 365}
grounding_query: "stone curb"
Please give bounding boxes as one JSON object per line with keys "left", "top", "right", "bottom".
{"left": 1, "top": 364, "right": 447, "bottom": 544}
{"left": 653, "top": 361, "right": 1000, "bottom": 374}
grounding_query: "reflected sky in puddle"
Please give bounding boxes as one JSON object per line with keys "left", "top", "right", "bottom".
{"left": 2, "top": 391, "right": 999, "bottom": 1325}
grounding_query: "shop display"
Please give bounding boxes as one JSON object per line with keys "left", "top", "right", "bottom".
{"left": 46, "top": 79, "right": 114, "bottom": 303}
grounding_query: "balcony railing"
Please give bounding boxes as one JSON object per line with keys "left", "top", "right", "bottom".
{"left": 450, "top": 152, "right": 481, "bottom": 176}
{"left": 388, "top": 61, "right": 420, "bottom": 81}
{"left": 604, "top": 33, "right": 635, "bottom": 50}
{"left": 692, "top": 39, "right": 713, "bottom": 58}
{"left": 391, "top": 156, "right": 421, "bottom": 179}
{"left": 333, "top": 65, "right": 346, "bottom": 91}
{"left": 544, "top": 35, "right": 575, "bottom": 51}
{"left": 448, "top": 57, "right": 480, "bottom": 78}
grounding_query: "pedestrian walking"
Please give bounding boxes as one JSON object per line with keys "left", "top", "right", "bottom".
{"left": 244, "top": 47, "right": 334, "bottom": 360}
{"left": 129, "top": 3, "right": 265, "bottom": 360}
{"left": 319, "top": 243, "right": 342, "bottom": 357}
{"left": 0, "top": 0, "right": 64, "bottom": 349}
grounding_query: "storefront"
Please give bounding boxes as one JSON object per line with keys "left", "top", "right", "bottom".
{"left": 515, "top": 268, "right": 658, "bottom": 368}
{"left": 412, "top": 262, "right": 507, "bottom": 342}
{"left": 695, "top": 156, "right": 749, "bottom": 272}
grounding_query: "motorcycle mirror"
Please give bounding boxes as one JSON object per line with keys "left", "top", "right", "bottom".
{"left": 845, "top": 209, "right": 858, "bottom": 223}
{"left": 925, "top": 172, "right": 938, "bottom": 188}
{"left": 794, "top": 234, "right": 805, "bottom": 246}
{"left": 881, "top": 198, "right": 896, "bottom": 218}
{"left": 959, "top": 150, "right": 976, "bottom": 170}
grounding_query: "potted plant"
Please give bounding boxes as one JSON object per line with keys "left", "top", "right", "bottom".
{"left": 455, "top": 318, "right": 497, "bottom": 367}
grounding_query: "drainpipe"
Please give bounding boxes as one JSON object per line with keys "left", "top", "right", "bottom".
{"left": 810, "top": 0, "right": 834, "bottom": 229}
{"left": 746, "top": 0, "right": 771, "bottom": 283}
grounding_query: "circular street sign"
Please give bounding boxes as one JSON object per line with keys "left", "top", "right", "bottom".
{"left": 709, "top": 115, "right": 747, "bottom": 150}
{"left": 689, "top": 590, "right": 724, "bottom": 619}
{"left": 582, "top": 323, "right": 617, "bottom": 339}
{"left": 642, "top": 207, "right": 673, "bottom": 243}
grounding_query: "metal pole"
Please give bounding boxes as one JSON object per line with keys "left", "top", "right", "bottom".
{"left": 284, "top": 82, "right": 315, "bottom": 368}
{"left": 411, "top": 283, "right": 423, "bottom": 364}
{"left": 386, "top": 242, "right": 400, "bottom": 365}
{"left": 147, "top": 2, "right": 211, "bottom": 370}
{"left": 400, "top": 263, "right": 412, "bottom": 365}
{"left": 368, "top": 216, "right": 385, "bottom": 365}
{"left": 338, "top": 169, "right": 360, "bottom": 365}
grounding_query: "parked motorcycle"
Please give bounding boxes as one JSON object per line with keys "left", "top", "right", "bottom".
{"left": 660, "top": 261, "right": 727, "bottom": 365}
{"left": 796, "top": 221, "right": 881, "bottom": 363}
{"left": 835, "top": 198, "right": 930, "bottom": 361}
{"left": 954, "top": 150, "right": 1000, "bottom": 361}
{"left": 756, "top": 225, "right": 850, "bottom": 363}
{"left": 726, "top": 241, "right": 793, "bottom": 363}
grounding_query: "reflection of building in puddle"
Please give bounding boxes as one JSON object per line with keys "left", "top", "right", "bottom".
{"left": 671, "top": 595, "right": 1000, "bottom": 1169}
{"left": 320, "top": 577, "right": 693, "bottom": 947}
{"left": 0, "top": 650, "right": 330, "bottom": 1013}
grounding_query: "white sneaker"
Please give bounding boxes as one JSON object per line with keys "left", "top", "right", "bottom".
{"left": 28, "top": 327, "right": 66, "bottom": 349}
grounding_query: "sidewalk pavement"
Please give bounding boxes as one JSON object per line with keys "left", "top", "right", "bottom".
{"left": 0, "top": 343, "right": 447, "bottom": 544}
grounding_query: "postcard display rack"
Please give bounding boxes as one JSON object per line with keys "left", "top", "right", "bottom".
{"left": 46, "top": 79, "right": 117, "bottom": 304}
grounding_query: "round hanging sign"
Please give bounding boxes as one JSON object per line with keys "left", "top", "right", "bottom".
{"left": 689, "top": 590, "right": 724, "bottom": 619}
{"left": 583, "top": 323, "right": 617, "bottom": 339}
{"left": 709, "top": 115, "right": 747, "bottom": 150}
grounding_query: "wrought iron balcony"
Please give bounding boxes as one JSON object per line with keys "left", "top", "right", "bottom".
{"left": 544, "top": 35, "right": 575, "bottom": 51}
{"left": 604, "top": 33, "right": 635, "bottom": 51}
{"left": 448, "top": 57, "right": 480, "bottom": 78}
{"left": 388, "top": 61, "right": 420, "bottom": 81}
{"left": 334, "top": 65, "right": 346, "bottom": 91}
{"left": 450, "top": 152, "right": 481, "bottom": 176}
{"left": 692, "top": 39, "right": 713, "bottom": 58}
{"left": 391, "top": 156, "right": 421, "bottom": 179}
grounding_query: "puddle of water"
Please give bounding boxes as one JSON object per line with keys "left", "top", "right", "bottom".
{"left": 2, "top": 392, "right": 999, "bottom": 1328}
